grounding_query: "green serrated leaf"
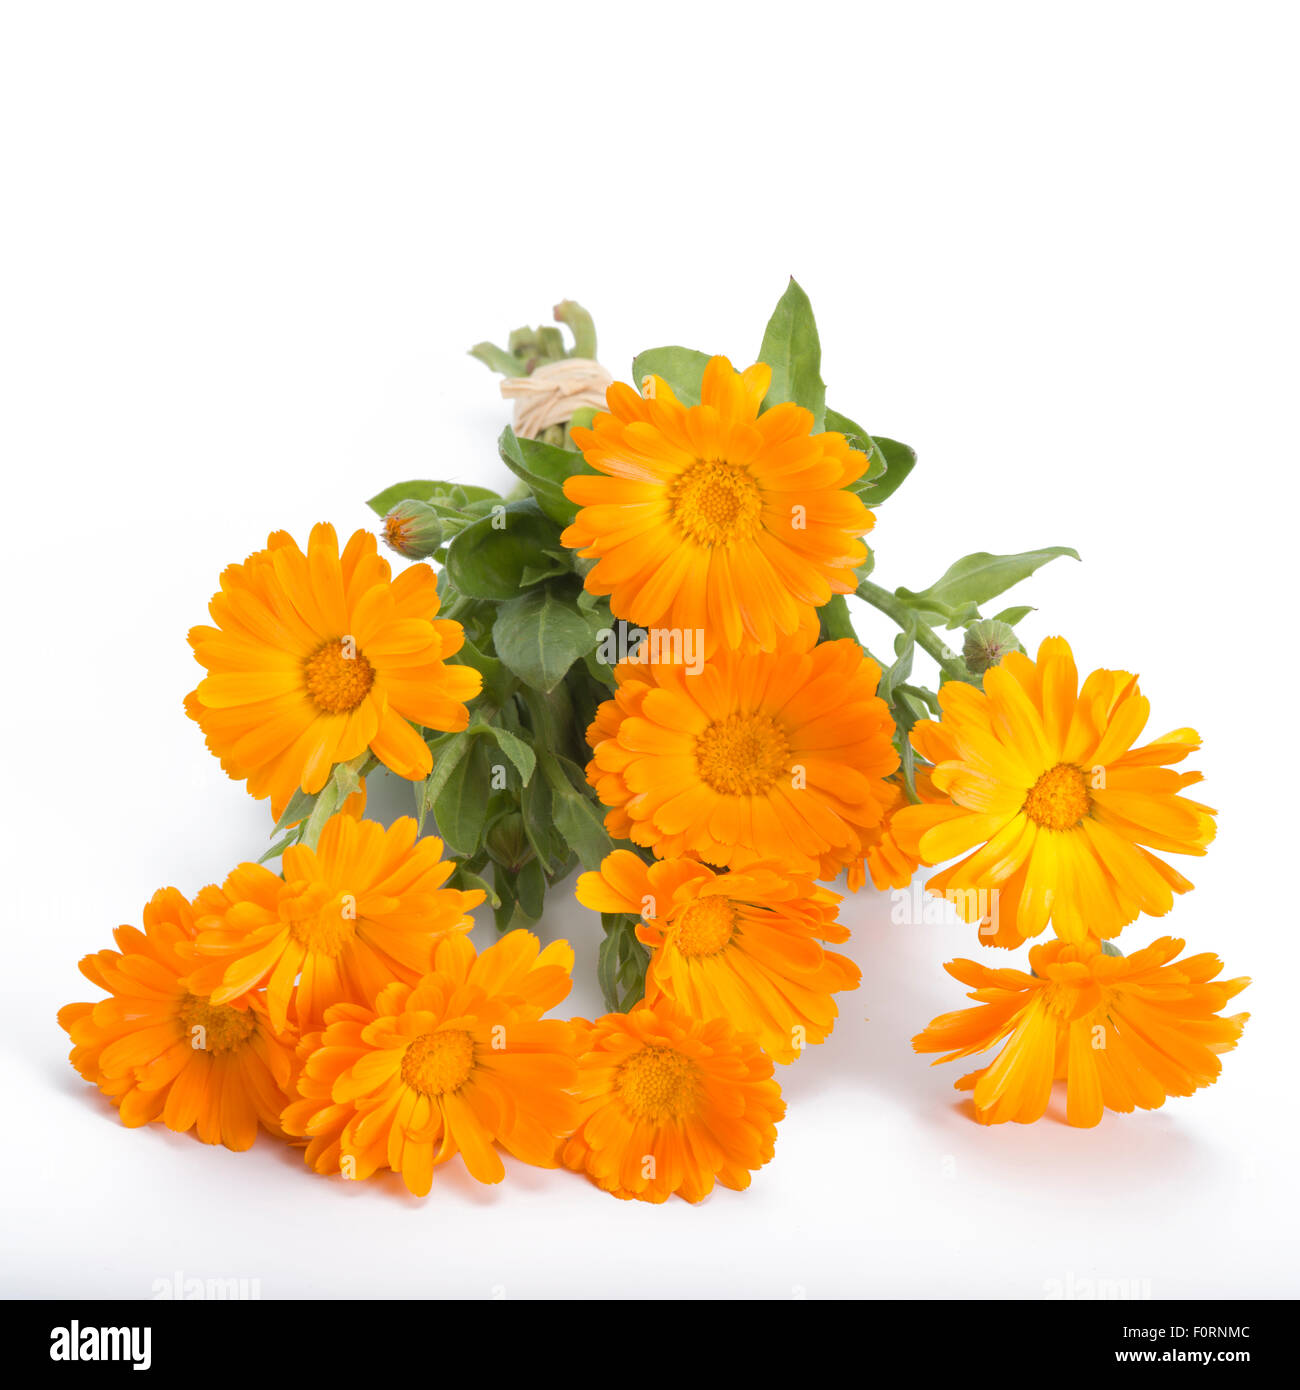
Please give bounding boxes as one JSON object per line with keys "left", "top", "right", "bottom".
{"left": 758, "top": 277, "right": 825, "bottom": 431}
{"left": 898, "top": 547, "right": 1080, "bottom": 611}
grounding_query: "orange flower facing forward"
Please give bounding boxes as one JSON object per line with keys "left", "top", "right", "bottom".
{"left": 561, "top": 356, "right": 874, "bottom": 653}
{"left": 585, "top": 634, "right": 898, "bottom": 879}
{"left": 58, "top": 888, "right": 295, "bottom": 1150}
{"left": 892, "top": 637, "right": 1217, "bottom": 948}
{"left": 282, "top": 932, "right": 578, "bottom": 1195}
{"left": 188, "top": 813, "right": 482, "bottom": 1033}
{"left": 186, "top": 523, "right": 481, "bottom": 820}
{"left": 913, "top": 936, "right": 1249, "bottom": 1127}
{"left": 563, "top": 1001, "right": 785, "bottom": 1203}
{"left": 576, "top": 851, "right": 859, "bottom": 1063}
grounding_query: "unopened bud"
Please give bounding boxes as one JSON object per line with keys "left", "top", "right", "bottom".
{"left": 962, "top": 619, "right": 1022, "bottom": 674}
{"left": 486, "top": 812, "right": 532, "bottom": 871}
{"left": 381, "top": 500, "right": 443, "bottom": 560}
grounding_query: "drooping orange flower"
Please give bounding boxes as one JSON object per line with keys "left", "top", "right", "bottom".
{"left": 188, "top": 812, "right": 481, "bottom": 1033}
{"left": 282, "top": 932, "right": 578, "bottom": 1195}
{"left": 563, "top": 1001, "right": 785, "bottom": 1203}
{"left": 186, "top": 523, "right": 481, "bottom": 820}
{"left": 913, "top": 936, "right": 1248, "bottom": 1127}
{"left": 892, "top": 637, "right": 1216, "bottom": 947}
{"left": 576, "top": 851, "right": 858, "bottom": 1063}
{"left": 561, "top": 356, "right": 874, "bottom": 653}
{"left": 58, "top": 888, "right": 295, "bottom": 1150}
{"left": 584, "top": 633, "right": 897, "bottom": 879}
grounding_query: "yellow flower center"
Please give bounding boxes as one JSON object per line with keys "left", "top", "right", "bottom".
{"left": 672, "top": 896, "right": 736, "bottom": 957}
{"left": 1023, "top": 762, "right": 1092, "bottom": 831}
{"left": 617, "top": 1044, "right": 699, "bottom": 1122}
{"left": 695, "top": 713, "right": 790, "bottom": 796}
{"left": 668, "top": 459, "right": 763, "bottom": 547}
{"left": 175, "top": 993, "right": 257, "bottom": 1054}
{"left": 280, "top": 884, "right": 358, "bottom": 958}
{"left": 401, "top": 1029, "right": 476, "bottom": 1097}
{"left": 304, "top": 637, "right": 375, "bottom": 714}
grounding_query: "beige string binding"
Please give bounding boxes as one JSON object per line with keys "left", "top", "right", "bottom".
{"left": 499, "top": 357, "right": 613, "bottom": 440}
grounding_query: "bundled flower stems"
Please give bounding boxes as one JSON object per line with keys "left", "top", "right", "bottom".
{"left": 60, "top": 281, "right": 1248, "bottom": 1203}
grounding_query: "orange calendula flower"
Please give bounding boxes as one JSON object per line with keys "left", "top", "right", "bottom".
{"left": 58, "top": 888, "right": 295, "bottom": 1150}
{"left": 892, "top": 636, "right": 1216, "bottom": 947}
{"left": 561, "top": 355, "right": 874, "bottom": 652}
{"left": 913, "top": 936, "right": 1249, "bottom": 1127}
{"left": 585, "top": 633, "right": 897, "bottom": 878}
{"left": 185, "top": 523, "right": 481, "bottom": 821}
{"left": 576, "top": 851, "right": 859, "bottom": 1063}
{"left": 188, "top": 812, "right": 482, "bottom": 1033}
{"left": 282, "top": 932, "right": 578, "bottom": 1195}
{"left": 563, "top": 1002, "right": 785, "bottom": 1203}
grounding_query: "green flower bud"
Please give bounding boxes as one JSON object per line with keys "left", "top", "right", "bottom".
{"left": 381, "top": 500, "right": 443, "bottom": 560}
{"left": 962, "top": 619, "right": 1023, "bottom": 675}
{"left": 485, "top": 812, "right": 532, "bottom": 872}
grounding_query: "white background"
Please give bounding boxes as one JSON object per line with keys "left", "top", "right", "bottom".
{"left": 2, "top": 2, "right": 1296, "bottom": 1299}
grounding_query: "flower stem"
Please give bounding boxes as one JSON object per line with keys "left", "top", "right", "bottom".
{"left": 855, "top": 579, "right": 976, "bottom": 685}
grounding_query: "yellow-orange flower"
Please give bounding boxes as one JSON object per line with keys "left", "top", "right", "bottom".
{"left": 576, "top": 851, "right": 859, "bottom": 1063}
{"left": 186, "top": 523, "right": 481, "bottom": 820}
{"left": 188, "top": 812, "right": 481, "bottom": 1033}
{"left": 585, "top": 633, "right": 897, "bottom": 878}
{"left": 282, "top": 932, "right": 578, "bottom": 1195}
{"left": 913, "top": 936, "right": 1248, "bottom": 1127}
{"left": 892, "top": 637, "right": 1216, "bottom": 947}
{"left": 562, "top": 356, "right": 874, "bottom": 652}
{"left": 563, "top": 1001, "right": 784, "bottom": 1203}
{"left": 58, "top": 888, "right": 295, "bottom": 1150}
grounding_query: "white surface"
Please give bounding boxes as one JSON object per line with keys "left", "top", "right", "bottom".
{"left": 2, "top": 2, "right": 1296, "bottom": 1299}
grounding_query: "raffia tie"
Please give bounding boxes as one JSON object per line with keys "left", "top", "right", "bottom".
{"left": 499, "top": 357, "right": 613, "bottom": 440}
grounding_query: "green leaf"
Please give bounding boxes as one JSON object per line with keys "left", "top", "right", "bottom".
{"left": 898, "top": 547, "right": 1080, "bottom": 612}
{"left": 758, "top": 277, "right": 825, "bottom": 430}
{"left": 442, "top": 498, "right": 564, "bottom": 600}
{"left": 415, "top": 730, "right": 473, "bottom": 834}
{"left": 478, "top": 724, "right": 536, "bottom": 786}
{"left": 498, "top": 427, "right": 597, "bottom": 528}
{"left": 597, "top": 914, "right": 649, "bottom": 1012}
{"left": 537, "top": 751, "right": 612, "bottom": 871}
{"left": 271, "top": 785, "right": 317, "bottom": 834}
{"left": 366, "top": 480, "right": 500, "bottom": 517}
{"left": 992, "top": 605, "right": 1035, "bottom": 626}
{"left": 879, "top": 627, "right": 915, "bottom": 706}
{"left": 629, "top": 347, "right": 712, "bottom": 407}
{"left": 514, "top": 856, "right": 546, "bottom": 920}
{"left": 825, "top": 408, "right": 887, "bottom": 486}
{"left": 450, "top": 636, "right": 515, "bottom": 712}
{"left": 857, "top": 436, "right": 917, "bottom": 505}
{"left": 431, "top": 737, "right": 494, "bottom": 856}
{"left": 493, "top": 582, "right": 599, "bottom": 693}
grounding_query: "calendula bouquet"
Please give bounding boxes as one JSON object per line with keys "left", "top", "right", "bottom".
{"left": 60, "top": 282, "right": 1248, "bottom": 1202}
